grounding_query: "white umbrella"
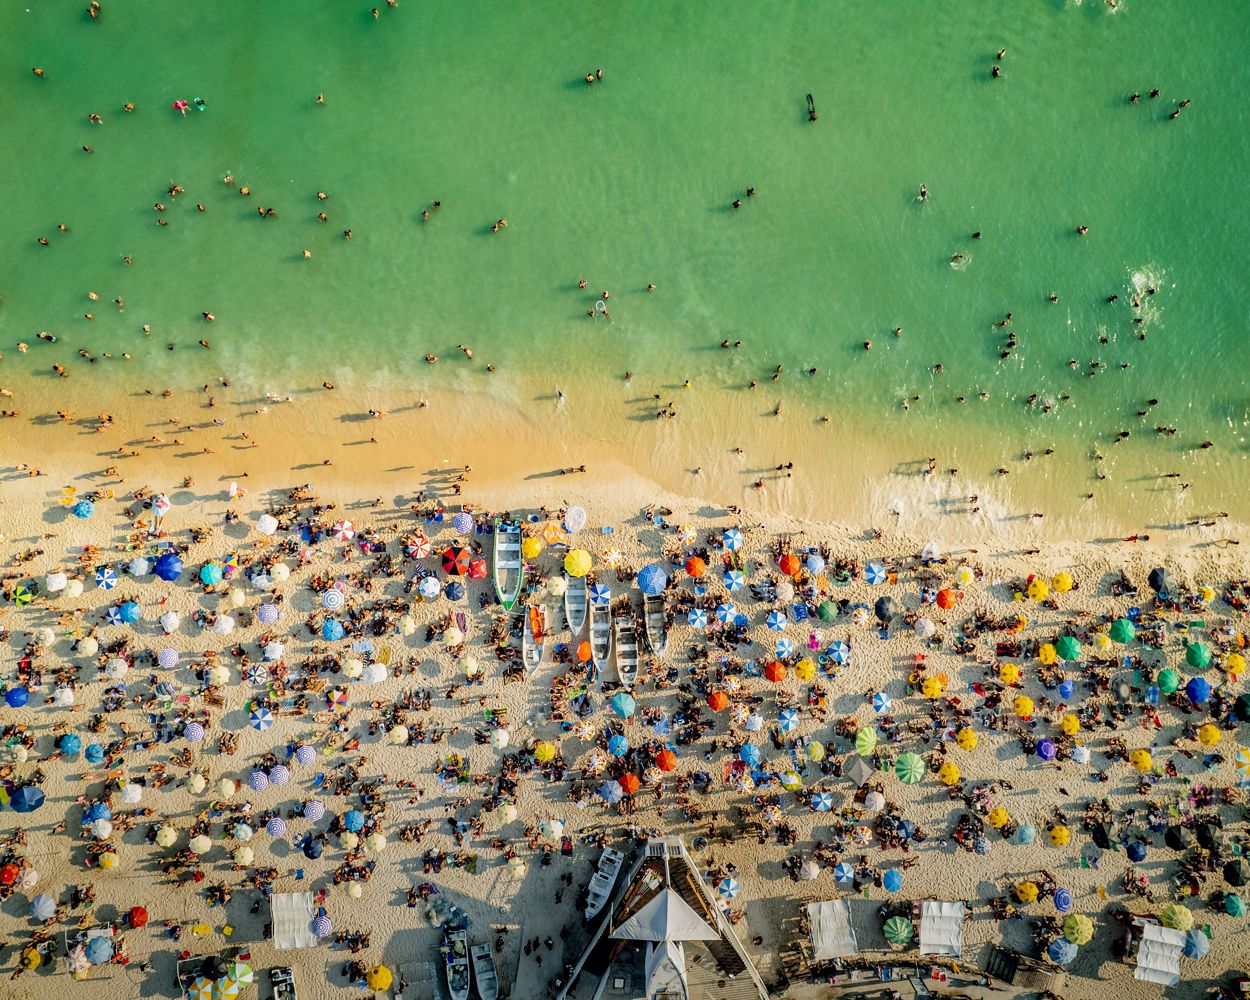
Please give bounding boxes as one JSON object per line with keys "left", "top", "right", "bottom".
{"left": 776, "top": 580, "right": 796, "bottom": 602}
{"left": 64, "top": 579, "right": 84, "bottom": 598}
{"left": 228, "top": 588, "right": 246, "bottom": 608}
{"left": 234, "top": 822, "right": 253, "bottom": 841}
{"left": 187, "top": 773, "right": 207, "bottom": 793}
{"left": 798, "top": 859, "right": 820, "bottom": 880}
{"left": 6, "top": 745, "right": 28, "bottom": 763}
{"left": 914, "top": 617, "right": 936, "bottom": 639}
{"left": 270, "top": 562, "right": 290, "bottom": 581}
{"left": 346, "top": 882, "right": 363, "bottom": 899}
{"left": 540, "top": 819, "right": 564, "bottom": 839}
{"left": 209, "top": 664, "right": 231, "bottom": 686}
{"left": 399, "top": 615, "right": 417, "bottom": 636}
{"left": 90, "top": 818, "right": 113, "bottom": 840}
{"left": 218, "top": 778, "right": 237, "bottom": 796}
{"left": 362, "top": 663, "right": 386, "bottom": 684}
{"left": 256, "top": 513, "right": 278, "bottom": 536}
{"left": 564, "top": 506, "right": 587, "bottom": 532}
{"left": 105, "top": 658, "right": 129, "bottom": 680}
{"left": 340, "top": 831, "right": 359, "bottom": 851}
{"left": 490, "top": 729, "right": 510, "bottom": 750}
{"left": 263, "top": 641, "right": 285, "bottom": 661}
{"left": 36, "top": 627, "right": 56, "bottom": 647}
{"left": 863, "top": 790, "right": 886, "bottom": 813}
{"left": 252, "top": 573, "right": 273, "bottom": 591}
{"left": 213, "top": 614, "right": 236, "bottom": 635}
{"left": 54, "top": 686, "right": 76, "bottom": 706}
{"left": 155, "top": 825, "right": 177, "bottom": 847}
{"left": 46, "top": 572, "right": 68, "bottom": 593}
{"left": 78, "top": 637, "right": 99, "bottom": 657}
{"left": 502, "top": 803, "right": 518, "bottom": 823}
{"left": 233, "top": 846, "right": 254, "bottom": 865}
{"left": 160, "top": 611, "right": 181, "bottom": 633}
{"left": 129, "top": 557, "right": 151, "bottom": 577}
{"left": 19, "top": 867, "right": 39, "bottom": 889}
{"left": 120, "top": 783, "right": 142, "bottom": 805}
{"left": 921, "top": 541, "right": 941, "bottom": 562}
{"left": 444, "top": 626, "right": 464, "bottom": 646}
{"left": 548, "top": 576, "right": 567, "bottom": 597}
{"left": 365, "top": 832, "right": 387, "bottom": 852}
{"left": 188, "top": 834, "right": 211, "bottom": 854}
{"left": 388, "top": 725, "right": 409, "bottom": 745}
{"left": 343, "top": 658, "right": 364, "bottom": 679}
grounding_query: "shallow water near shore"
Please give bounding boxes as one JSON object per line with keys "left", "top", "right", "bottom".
{"left": 3, "top": 0, "right": 1250, "bottom": 532}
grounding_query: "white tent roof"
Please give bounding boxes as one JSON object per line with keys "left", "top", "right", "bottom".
{"left": 918, "top": 901, "right": 963, "bottom": 957}
{"left": 1134, "top": 921, "right": 1185, "bottom": 986}
{"left": 806, "top": 900, "right": 858, "bottom": 961}
{"left": 271, "top": 892, "right": 318, "bottom": 950}
{"left": 613, "top": 888, "right": 718, "bottom": 942}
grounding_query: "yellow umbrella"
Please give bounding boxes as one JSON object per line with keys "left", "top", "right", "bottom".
{"left": 1061, "top": 714, "right": 1081, "bottom": 736}
{"left": 1197, "top": 724, "right": 1221, "bottom": 746}
{"left": 937, "top": 762, "right": 961, "bottom": 786}
{"left": 1049, "top": 824, "right": 1071, "bottom": 847}
{"left": 921, "top": 676, "right": 945, "bottom": 699}
{"left": 1093, "top": 634, "right": 1112, "bottom": 651}
{"left": 1226, "top": 652, "right": 1246, "bottom": 677}
{"left": 541, "top": 522, "right": 567, "bottom": 546}
{"left": 1063, "top": 913, "right": 1094, "bottom": 945}
{"left": 1038, "top": 643, "right": 1057, "bottom": 665}
{"left": 987, "top": 806, "right": 1009, "bottom": 829}
{"left": 99, "top": 851, "right": 119, "bottom": 869}
{"left": 1015, "top": 880, "right": 1039, "bottom": 903}
{"left": 564, "top": 549, "right": 592, "bottom": 577}
{"left": 956, "top": 566, "right": 975, "bottom": 586}
{"left": 807, "top": 741, "right": 825, "bottom": 761}
{"left": 20, "top": 947, "right": 41, "bottom": 970}
{"left": 1052, "top": 572, "right": 1074, "bottom": 593}
{"left": 794, "top": 658, "right": 816, "bottom": 682}
{"left": 1160, "top": 904, "right": 1194, "bottom": 931}
{"left": 999, "top": 662, "right": 1020, "bottom": 685}
{"left": 366, "top": 966, "right": 393, "bottom": 990}
{"left": 1130, "top": 749, "right": 1153, "bottom": 773}
{"left": 534, "top": 741, "right": 556, "bottom": 762}
{"left": 1026, "top": 578, "right": 1049, "bottom": 602}
{"left": 1013, "top": 695, "right": 1035, "bottom": 718}
{"left": 956, "top": 728, "right": 978, "bottom": 751}
{"left": 1197, "top": 585, "right": 1216, "bottom": 604}
{"left": 521, "top": 536, "right": 545, "bottom": 559}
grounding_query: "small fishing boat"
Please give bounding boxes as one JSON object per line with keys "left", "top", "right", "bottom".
{"left": 643, "top": 594, "right": 668, "bottom": 657}
{"left": 584, "top": 847, "right": 626, "bottom": 922}
{"left": 613, "top": 613, "right": 639, "bottom": 689}
{"left": 492, "top": 520, "right": 523, "bottom": 611}
{"left": 522, "top": 604, "right": 548, "bottom": 675}
{"left": 442, "top": 925, "right": 471, "bottom": 1000}
{"left": 588, "top": 585, "right": 612, "bottom": 677}
{"left": 564, "top": 573, "right": 588, "bottom": 636}
{"left": 469, "top": 943, "right": 498, "bottom": 1000}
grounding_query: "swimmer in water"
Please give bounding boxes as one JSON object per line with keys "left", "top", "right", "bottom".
{"left": 918, "top": 184, "right": 927, "bottom": 202}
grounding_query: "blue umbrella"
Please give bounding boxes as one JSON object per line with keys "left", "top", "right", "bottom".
{"left": 84, "top": 802, "right": 112, "bottom": 823}
{"left": 1186, "top": 676, "right": 1211, "bottom": 705}
{"left": 267, "top": 817, "right": 287, "bottom": 836}
{"left": 883, "top": 869, "right": 904, "bottom": 892}
{"left": 153, "top": 553, "right": 183, "bottom": 581}
{"left": 322, "top": 619, "right": 345, "bottom": 641}
{"left": 687, "top": 608, "right": 708, "bottom": 628}
{"left": 452, "top": 512, "right": 473, "bottom": 534}
{"left": 248, "top": 771, "right": 269, "bottom": 792}
{"left": 871, "top": 691, "right": 891, "bottom": 714}
{"left": 249, "top": 707, "right": 274, "bottom": 731}
{"left": 589, "top": 584, "right": 611, "bottom": 607}
{"left": 607, "top": 735, "right": 630, "bottom": 757}
{"left": 71, "top": 500, "right": 95, "bottom": 519}
{"left": 973, "top": 836, "right": 991, "bottom": 855}
{"left": 766, "top": 610, "right": 787, "bottom": 632}
{"left": 778, "top": 709, "right": 800, "bottom": 732}
{"left": 830, "top": 641, "right": 852, "bottom": 665}
{"left": 610, "top": 693, "right": 637, "bottom": 719}
{"left": 84, "top": 743, "right": 105, "bottom": 764}
{"left": 95, "top": 566, "right": 117, "bottom": 590}
{"left": 811, "top": 791, "right": 834, "bottom": 812}
{"left": 723, "top": 570, "right": 746, "bottom": 592}
{"left": 637, "top": 564, "right": 667, "bottom": 596}
{"left": 199, "top": 563, "right": 223, "bottom": 586}
{"left": 1126, "top": 841, "right": 1147, "bottom": 862}
{"left": 60, "top": 733, "right": 83, "bottom": 755}
{"left": 1018, "top": 824, "right": 1037, "bottom": 845}
{"left": 806, "top": 554, "right": 826, "bottom": 574}
{"left": 722, "top": 529, "right": 744, "bottom": 551}
{"left": 733, "top": 613, "right": 750, "bottom": 628}
{"left": 865, "top": 563, "right": 887, "bottom": 585}
{"left": 597, "top": 780, "right": 623, "bottom": 804}
{"left": 1057, "top": 679, "right": 1075, "bottom": 700}
{"left": 716, "top": 602, "right": 736, "bottom": 623}
{"left": 1053, "top": 887, "right": 1074, "bottom": 913}
{"left": 1183, "top": 929, "right": 1210, "bottom": 959}
{"left": 776, "top": 638, "right": 797, "bottom": 658}
{"left": 739, "top": 743, "right": 762, "bottom": 766}
{"left": 896, "top": 819, "right": 917, "bottom": 840}
{"left": 444, "top": 581, "right": 465, "bottom": 601}
{"left": 5, "top": 687, "right": 29, "bottom": 708}
{"left": 1047, "top": 938, "right": 1078, "bottom": 966}
{"left": 30, "top": 893, "right": 57, "bottom": 921}
{"left": 716, "top": 876, "right": 739, "bottom": 898}
{"left": 119, "top": 601, "right": 141, "bottom": 624}
{"left": 85, "top": 936, "right": 113, "bottom": 964}
{"left": 342, "top": 809, "right": 366, "bottom": 832}
{"left": 1037, "top": 739, "right": 1057, "bottom": 761}
{"left": 10, "top": 786, "right": 45, "bottom": 812}
{"left": 105, "top": 606, "right": 124, "bottom": 626}
{"left": 832, "top": 862, "right": 855, "bottom": 883}
{"left": 303, "top": 839, "right": 323, "bottom": 860}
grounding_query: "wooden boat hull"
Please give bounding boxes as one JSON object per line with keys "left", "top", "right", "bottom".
{"left": 589, "top": 595, "right": 612, "bottom": 675}
{"left": 613, "top": 614, "right": 638, "bottom": 689}
{"left": 444, "top": 929, "right": 471, "bottom": 1000}
{"left": 522, "top": 604, "right": 548, "bottom": 675}
{"left": 643, "top": 594, "right": 668, "bottom": 657}
{"left": 470, "top": 943, "right": 499, "bottom": 1000}
{"left": 563, "top": 574, "right": 588, "bottom": 635}
{"left": 492, "top": 522, "right": 523, "bottom": 611}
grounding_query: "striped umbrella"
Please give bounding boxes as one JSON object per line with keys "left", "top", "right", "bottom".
{"left": 739, "top": 743, "right": 762, "bottom": 766}
{"left": 268, "top": 764, "right": 290, "bottom": 785}
{"left": 258, "top": 603, "right": 280, "bottom": 625}
{"left": 829, "top": 641, "right": 851, "bottom": 665}
{"left": 184, "top": 722, "right": 205, "bottom": 743}
{"left": 1053, "top": 887, "right": 1074, "bottom": 913}
{"left": 326, "top": 689, "right": 349, "bottom": 711}
{"left": 452, "top": 512, "right": 474, "bottom": 533}
{"left": 95, "top": 567, "right": 117, "bottom": 590}
{"left": 249, "top": 707, "right": 274, "bottom": 731}
{"left": 832, "top": 862, "right": 855, "bottom": 883}
{"left": 775, "top": 638, "right": 796, "bottom": 658}
{"left": 303, "top": 799, "right": 326, "bottom": 821}
{"left": 311, "top": 914, "right": 332, "bottom": 937}
{"left": 294, "top": 745, "right": 316, "bottom": 765}
{"left": 322, "top": 588, "right": 345, "bottom": 611}
{"left": 716, "top": 877, "right": 740, "bottom": 898}
{"left": 865, "top": 563, "right": 887, "bottom": 585}
{"left": 405, "top": 535, "right": 432, "bottom": 559}
{"left": 723, "top": 529, "right": 744, "bottom": 551}
{"left": 589, "top": 584, "right": 611, "bottom": 607}
{"left": 105, "top": 606, "right": 124, "bottom": 626}
{"left": 1235, "top": 748, "right": 1250, "bottom": 778}
{"left": 245, "top": 665, "right": 269, "bottom": 686}
{"left": 248, "top": 771, "right": 270, "bottom": 792}
{"left": 332, "top": 520, "right": 355, "bottom": 541}
{"left": 687, "top": 608, "right": 708, "bottom": 628}
{"left": 716, "top": 602, "right": 736, "bottom": 623}
{"left": 871, "top": 692, "right": 892, "bottom": 714}
{"left": 441, "top": 546, "right": 471, "bottom": 575}
{"left": 766, "top": 610, "right": 787, "bottom": 632}
{"left": 724, "top": 570, "right": 746, "bottom": 591}
{"left": 157, "top": 647, "right": 180, "bottom": 669}
{"left": 762, "top": 805, "right": 783, "bottom": 825}
{"left": 778, "top": 709, "right": 800, "bottom": 732}
{"left": 266, "top": 817, "right": 287, "bottom": 836}
{"left": 811, "top": 791, "right": 834, "bottom": 812}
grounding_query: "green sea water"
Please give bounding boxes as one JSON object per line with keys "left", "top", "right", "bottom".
{"left": 3, "top": 0, "right": 1250, "bottom": 526}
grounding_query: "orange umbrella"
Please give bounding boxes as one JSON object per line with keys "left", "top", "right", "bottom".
{"left": 936, "top": 589, "right": 958, "bottom": 609}
{"left": 707, "top": 691, "right": 729, "bottom": 711}
{"left": 618, "top": 773, "right": 640, "bottom": 795}
{"left": 779, "top": 554, "right": 801, "bottom": 577}
{"left": 684, "top": 556, "right": 707, "bottom": 577}
{"left": 576, "top": 641, "right": 592, "bottom": 663}
{"left": 764, "top": 661, "right": 787, "bottom": 682}
{"left": 655, "top": 750, "right": 677, "bottom": 771}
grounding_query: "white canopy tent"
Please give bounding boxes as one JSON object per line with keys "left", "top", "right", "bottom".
{"left": 918, "top": 901, "right": 964, "bottom": 957}
{"left": 1134, "top": 920, "right": 1185, "bottom": 986}
{"left": 271, "top": 892, "right": 318, "bottom": 950}
{"left": 806, "top": 900, "right": 858, "bottom": 961}
{"left": 612, "top": 888, "right": 719, "bottom": 942}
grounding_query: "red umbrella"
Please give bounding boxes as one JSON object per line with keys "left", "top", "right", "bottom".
{"left": 467, "top": 557, "right": 488, "bottom": 580}
{"left": 779, "top": 553, "right": 801, "bottom": 577}
{"left": 0, "top": 863, "right": 18, "bottom": 886}
{"left": 127, "top": 906, "right": 149, "bottom": 928}
{"left": 936, "top": 588, "right": 959, "bottom": 610}
{"left": 441, "top": 547, "right": 471, "bottom": 575}
{"left": 684, "top": 556, "right": 707, "bottom": 578}
{"left": 707, "top": 691, "right": 729, "bottom": 712}
{"left": 764, "top": 661, "right": 787, "bottom": 683}
{"left": 655, "top": 750, "right": 677, "bottom": 772}
{"left": 618, "top": 773, "right": 641, "bottom": 795}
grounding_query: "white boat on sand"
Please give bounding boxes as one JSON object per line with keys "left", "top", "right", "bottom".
{"left": 584, "top": 847, "right": 626, "bottom": 922}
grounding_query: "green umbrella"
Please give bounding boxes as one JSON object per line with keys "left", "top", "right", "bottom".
{"left": 1185, "top": 642, "right": 1212, "bottom": 670}
{"left": 895, "top": 752, "right": 925, "bottom": 785}
{"left": 883, "top": 916, "right": 914, "bottom": 945}
{"left": 1055, "top": 635, "right": 1081, "bottom": 662}
{"left": 1109, "top": 618, "right": 1135, "bottom": 644}
{"left": 1063, "top": 913, "right": 1094, "bottom": 945}
{"left": 1157, "top": 668, "right": 1180, "bottom": 694}
{"left": 1225, "top": 894, "right": 1247, "bottom": 918}
{"left": 11, "top": 585, "right": 33, "bottom": 606}
{"left": 817, "top": 601, "right": 838, "bottom": 623}
{"left": 855, "top": 728, "right": 878, "bottom": 756}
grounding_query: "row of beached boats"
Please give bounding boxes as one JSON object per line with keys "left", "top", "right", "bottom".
{"left": 443, "top": 924, "right": 499, "bottom": 1000}
{"left": 493, "top": 519, "right": 668, "bottom": 689}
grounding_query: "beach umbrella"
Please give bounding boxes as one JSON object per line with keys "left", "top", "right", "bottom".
{"left": 1196, "top": 822, "right": 1220, "bottom": 850}
{"left": 1187, "top": 642, "right": 1213, "bottom": 669}
{"left": 70, "top": 499, "right": 94, "bottom": 520}
{"left": 763, "top": 660, "right": 786, "bottom": 683}
{"left": 778, "top": 553, "right": 801, "bottom": 577}
{"left": 322, "top": 619, "right": 346, "bottom": 641}
{"left": 937, "top": 761, "right": 961, "bottom": 786}
{"left": 59, "top": 733, "right": 83, "bottom": 756}
{"left": 154, "top": 553, "right": 183, "bottom": 582}
{"left": 1118, "top": 841, "right": 1145, "bottom": 864}
{"left": 1060, "top": 714, "right": 1081, "bottom": 737}
{"left": 933, "top": 587, "right": 959, "bottom": 610}
{"left": 248, "top": 770, "right": 269, "bottom": 792}
{"left": 521, "top": 536, "right": 545, "bottom": 560}
{"left": 255, "top": 512, "right": 279, "bottom": 536}
{"left": 765, "top": 609, "right": 787, "bottom": 632}
{"left": 156, "top": 611, "right": 181, "bottom": 635}
{"left": 1051, "top": 571, "right": 1074, "bottom": 594}
{"left": 826, "top": 642, "right": 850, "bottom": 668}
{"left": 343, "top": 810, "right": 364, "bottom": 833}
{"left": 312, "top": 914, "right": 333, "bottom": 938}
{"left": 707, "top": 691, "right": 728, "bottom": 712}
{"left": 955, "top": 728, "right": 978, "bottom": 751}
{"left": 619, "top": 773, "right": 640, "bottom": 795}
{"left": 404, "top": 535, "right": 432, "bottom": 559}
{"left": 722, "top": 528, "right": 744, "bottom": 551}
{"left": 1062, "top": 913, "right": 1094, "bottom": 945}
{"left": 448, "top": 511, "right": 473, "bottom": 535}
{"left": 865, "top": 695, "right": 892, "bottom": 721}
{"left": 610, "top": 692, "right": 637, "bottom": 718}
{"left": 1148, "top": 567, "right": 1176, "bottom": 593}
{"left": 1160, "top": 904, "right": 1193, "bottom": 931}
{"left": 779, "top": 770, "right": 803, "bottom": 791}
{"left": 322, "top": 588, "right": 345, "bottom": 611}
{"left": 1012, "top": 695, "right": 1035, "bottom": 719}
{"left": 183, "top": 721, "right": 205, "bottom": 743}
{"left": 744, "top": 712, "right": 764, "bottom": 733}
{"left": 1052, "top": 887, "right": 1074, "bottom": 913}
{"left": 266, "top": 817, "right": 287, "bottom": 837}
{"left": 803, "top": 552, "right": 825, "bottom": 574}
{"left": 301, "top": 838, "right": 324, "bottom": 860}
{"left": 685, "top": 607, "right": 708, "bottom": 629}
{"left": 258, "top": 602, "right": 280, "bottom": 625}
{"left": 895, "top": 752, "right": 925, "bottom": 784}
{"left": 210, "top": 612, "right": 235, "bottom": 635}
{"left": 105, "top": 606, "right": 124, "bottom": 626}
{"left": 5, "top": 687, "right": 29, "bottom": 708}
{"left": 1226, "top": 894, "right": 1248, "bottom": 918}
{"left": 1157, "top": 668, "right": 1180, "bottom": 695}
{"left": 1026, "top": 578, "right": 1049, "bottom": 602}
{"left": 154, "top": 823, "right": 178, "bottom": 847}
{"left": 716, "top": 876, "right": 740, "bottom": 899}
{"left": 914, "top": 617, "right": 935, "bottom": 639}
{"left": 682, "top": 556, "right": 707, "bottom": 579}
{"left": 1055, "top": 636, "right": 1081, "bottom": 661}
{"left": 723, "top": 570, "right": 746, "bottom": 592}
{"left": 304, "top": 799, "right": 326, "bottom": 821}
{"left": 1049, "top": 825, "right": 1071, "bottom": 847}
{"left": 536, "top": 740, "right": 559, "bottom": 762}
{"left": 729, "top": 702, "right": 749, "bottom": 725}
{"left": 1016, "top": 881, "right": 1039, "bottom": 903}
{"left": 655, "top": 749, "right": 678, "bottom": 772}
{"left": 987, "top": 806, "right": 1009, "bottom": 830}
{"left": 817, "top": 601, "right": 838, "bottom": 623}
{"left": 1225, "top": 860, "right": 1250, "bottom": 887}
{"left": 811, "top": 791, "right": 834, "bottom": 812}
{"left": 921, "top": 676, "right": 945, "bottom": 700}
{"left": 865, "top": 563, "right": 887, "bottom": 585}
{"left": 882, "top": 869, "right": 903, "bottom": 892}
{"left": 411, "top": 575, "right": 438, "bottom": 600}
{"left": 233, "top": 845, "right": 255, "bottom": 865}
{"left": 1198, "top": 724, "right": 1221, "bottom": 746}
{"left": 739, "top": 743, "right": 762, "bottom": 766}
{"left": 778, "top": 709, "right": 800, "bottom": 733}
{"left": 874, "top": 596, "right": 897, "bottom": 624}
{"left": 441, "top": 581, "right": 464, "bottom": 602}
{"left": 293, "top": 744, "right": 316, "bottom": 766}
{"left": 1109, "top": 618, "right": 1135, "bottom": 644}
{"left": 1165, "top": 825, "right": 1192, "bottom": 850}
{"left": 46, "top": 571, "right": 69, "bottom": 593}
{"left": 1047, "top": 938, "right": 1078, "bottom": 966}
{"left": 364, "top": 966, "right": 393, "bottom": 991}
{"left": 441, "top": 546, "right": 471, "bottom": 575}
{"left": 53, "top": 685, "right": 76, "bottom": 707}
{"left": 118, "top": 600, "right": 141, "bottom": 624}
{"left": 562, "top": 549, "right": 593, "bottom": 579}
{"left": 797, "top": 858, "right": 820, "bottom": 881}
{"left": 775, "top": 637, "right": 796, "bottom": 658}
{"left": 84, "top": 742, "right": 105, "bottom": 765}
{"left": 883, "top": 916, "right": 913, "bottom": 946}
{"left": 1236, "top": 695, "right": 1250, "bottom": 723}
{"left": 330, "top": 519, "right": 355, "bottom": 542}
{"left": 1037, "top": 739, "right": 1058, "bottom": 762}
{"left": 200, "top": 562, "right": 224, "bottom": 586}
{"left": 1186, "top": 676, "right": 1211, "bottom": 704}
{"left": 832, "top": 862, "right": 855, "bottom": 884}
{"left": 586, "top": 584, "right": 612, "bottom": 610}
{"left": 716, "top": 603, "right": 739, "bottom": 625}
{"left": 855, "top": 728, "right": 878, "bottom": 756}
{"left": 156, "top": 646, "right": 179, "bottom": 669}
{"left": 85, "top": 936, "right": 113, "bottom": 965}
{"left": 863, "top": 790, "right": 886, "bottom": 814}
{"left": 93, "top": 566, "right": 118, "bottom": 591}
{"left": 1227, "top": 652, "right": 1247, "bottom": 677}
{"left": 597, "top": 780, "right": 623, "bottom": 804}
{"left": 1183, "top": 929, "right": 1211, "bottom": 960}
{"left": 972, "top": 835, "right": 991, "bottom": 855}
{"left": 30, "top": 893, "right": 56, "bottom": 921}
{"left": 128, "top": 556, "right": 152, "bottom": 578}
{"left": 248, "top": 706, "right": 276, "bottom": 732}
{"left": 637, "top": 564, "right": 667, "bottom": 596}
{"left": 999, "top": 662, "right": 1021, "bottom": 686}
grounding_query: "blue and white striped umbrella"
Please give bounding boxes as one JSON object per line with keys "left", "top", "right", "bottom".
{"left": 248, "top": 770, "right": 270, "bottom": 791}
{"left": 829, "top": 641, "right": 851, "bottom": 665}
{"left": 105, "top": 606, "right": 124, "bottom": 626}
{"left": 184, "top": 722, "right": 205, "bottom": 743}
{"left": 258, "top": 603, "right": 280, "bottom": 625}
{"left": 95, "top": 567, "right": 117, "bottom": 590}
{"left": 775, "top": 638, "right": 796, "bottom": 658}
{"left": 716, "top": 877, "right": 740, "bottom": 898}
{"left": 452, "top": 512, "right": 474, "bottom": 534}
{"left": 589, "top": 584, "right": 611, "bottom": 607}
{"left": 293, "top": 745, "right": 316, "bottom": 765}
{"left": 805, "top": 554, "right": 826, "bottom": 574}
{"left": 311, "top": 915, "right": 332, "bottom": 938}
{"left": 739, "top": 743, "right": 762, "bottom": 766}
{"left": 157, "top": 647, "right": 180, "bottom": 669}
{"left": 250, "top": 707, "right": 274, "bottom": 731}
{"left": 765, "top": 610, "right": 787, "bottom": 632}
{"left": 322, "top": 589, "right": 345, "bottom": 611}
{"left": 723, "top": 529, "right": 744, "bottom": 551}
{"left": 811, "top": 791, "right": 834, "bottom": 812}
{"left": 687, "top": 608, "right": 708, "bottom": 628}
{"left": 724, "top": 570, "right": 746, "bottom": 592}
{"left": 865, "top": 563, "right": 887, "bottom": 585}
{"left": 245, "top": 665, "right": 269, "bottom": 686}
{"left": 266, "top": 817, "right": 287, "bottom": 837}
{"left": 872, "top": 691, "right": 892, "bottom": 714}
{"left": 716, "top": 602, "right": 736, "bottom": 623}
{"left": 778, "top": 709, "right": 800, "bottom": 732}
{"left": 832, "top": 862, "right": 855, "bottom": 883}
{"left": 268, "top": 764, "right": 290, "bottom": 786}
{"left": 1052, "top": 887, "right": 1073, "bottom": 913}
{"left": 303, "top": 799, "right": 325, "bottom": 821}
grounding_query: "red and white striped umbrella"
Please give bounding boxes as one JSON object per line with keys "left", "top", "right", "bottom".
{"left": 405, "top": 535, "right": 432, "bottom": 559}
{"left": 333, "top": 520, "right": 355, "bottom": 542}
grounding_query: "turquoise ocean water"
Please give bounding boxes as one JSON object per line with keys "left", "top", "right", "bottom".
{"left": 3, "top": 1, "right": 1250, "bottom": 527}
